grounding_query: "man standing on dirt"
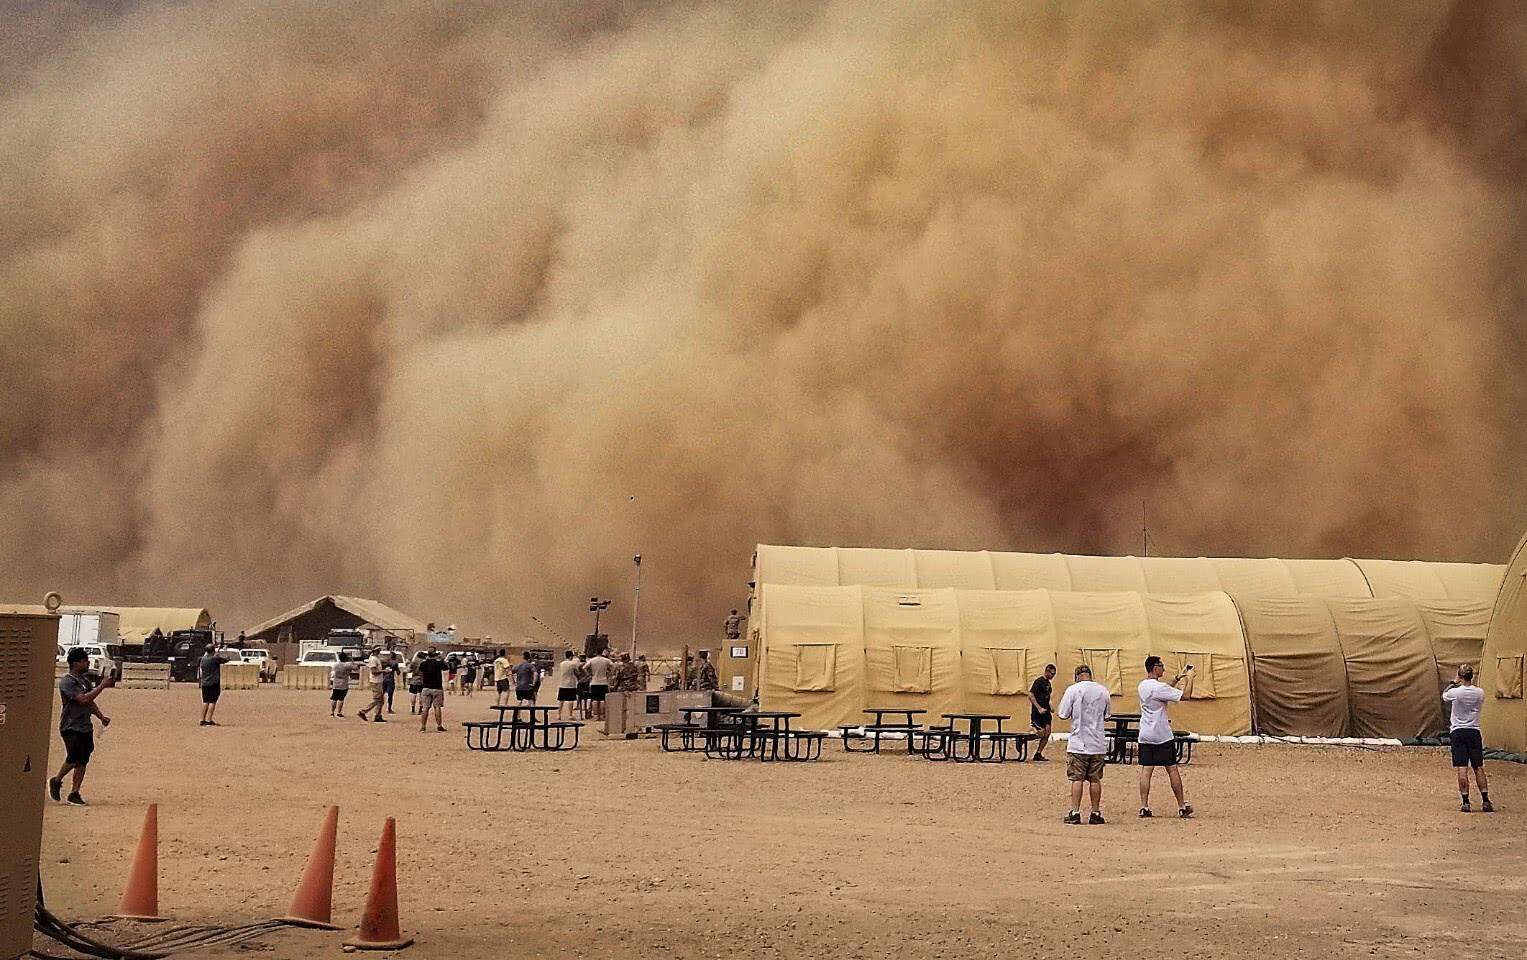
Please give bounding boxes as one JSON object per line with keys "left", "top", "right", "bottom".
{"left": 357, "top": 649, "right": 388, "bottom": 723}
{"left": 417, "top": 649, "right": 447, "bottom": 732}
{"left": 724, "top": 609, "right": 745, "bottom": 640}
{"left": 50, "top": 648, "right": 114, "bottom": 806}
{"left": 381, "top": 639, "right": 401, "bottom": 713}
{"left": 329, "top": 657, "right": 352, "bottom": 717}
{"left": 1137, "top": 656, "right": 1194, "bottom": 819}
{"left": 493, "top": 648, "right": 513, "bottom": 706}
{"left": 1443, "top": 664, "right": 1492, "bottom": 812}
{"left": 1028, "top": 663, "right": 1057, "bottom": 762}
{"left": 694, "top": 650, "right": 719, "bottom": 691}
{"left": 612, "top": 653, "right": 640, "bottom": 693}
{"left": 556, "top": 650, "right": 581, "bottom": 720}
{"left": 586, "top": 647, "right": 615, "bottom": 721}
{"left": 1056, "top": 663, "right": 1111, "bottom": 825}
{"left": 198, "top": 644, "right": 231, "bottom": 727}
{"left": 513, "top": 651, "right": 539, "bottom": 706}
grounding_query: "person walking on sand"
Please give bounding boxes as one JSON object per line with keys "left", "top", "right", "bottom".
{"left": 417, "top": 649, "right": 447, "bottom": 732}
{"left": 1056, "top": 663, "right": 1111, "bottom": 825}
{"left": 1444, "top": 664, "right": 1492, "bottom": 812}
{"left": 493, "top": 648, "right": 513, "bottom": 706}
{"left": 329, "top": 657, "right": 353, "bottom": 717}
{"left": 1028, "top": 663, "right": 1057, "bottom": 762}
{"left": 381, "top": 639, "right": 401, "bottom": 713}
{"left": 1137, "top": 656, "right": 1194, "bottom": 819}
{"left": 586, "top": 647, "right": 615, "bottom": 721}
{"left": 357, "top": 648, "right": 388, "bottom": 722}
{"left": 556, "top": 650, "right": 581, "bottom": 720}
{"left": 407, "top": 652, "right": 425, "bottom": 714}
{"left": 513, "top": 651, "right": 539, "bottom": 706}
{"left": 198, "top": 644, "right": 231, "bottom": 727}
{"left": 50, "top": 648, "right": 115, "bottom": 806}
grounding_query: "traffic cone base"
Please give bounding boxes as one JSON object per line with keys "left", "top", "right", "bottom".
{"left": 114, "top": 804, "right": 168, "bottom": 921}
{"left": 343, "top": 934, "right": 415, "bottom": 950}
{"left": 276, "top": 805, "right": 340, "bottom": 929}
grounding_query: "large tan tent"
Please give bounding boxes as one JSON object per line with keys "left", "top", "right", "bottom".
{"left": 1481, "top": 531, "right": 1527, "bottom": 751}
{"left": 737, "top": 545, "right": 1505, "bottom": 738}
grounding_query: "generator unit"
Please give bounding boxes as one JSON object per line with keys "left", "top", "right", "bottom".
{"left": 0, "top": 609, "right": 59, "bottom": 960}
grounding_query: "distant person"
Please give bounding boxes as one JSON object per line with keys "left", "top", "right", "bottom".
{"left": 446, "top": 653, "right": 460, "bottom": 694}
{"left": 576, "top": 654, "right": 592, "bottom": 718}
{"left": 407, "top": 653, "right": 425, "bottom": 714}
{"left": 724, "top": 609, "right": 745, "bottom": 640}
{"left": 357, "top": 649, "right": 388, "bottom": 722}
{"left": 612, "top": 653, "right": 640, "bottom": 693}
{"left": 586, "top": 648, "right": 615, "bottom": 721}
{"left": 1057, "top": 663, "right": 1111, "bottom": 825}
{"left": 637, "top": 655, "right": 650, "bottom": 690}
{"left": 1028, "top": 663, "right": 1057, "bottom": 762}
{"left": 329, "top": 658, "right": 353, "bottom": 717}
{"left": 50, "top": 648, "right": 115, "bottom": 806}
{"left": 556, "top": 651, "right": 581, "bottom": 720}
{"left": 381, "top": 642, "right": 401, "bottom": 713}
{"left": 493, "top": 649, "right": 513, "bottom": 706}
{"left": 513, "top": 651, "right": 539, "bottom": 706}
{"left": 694, "top": 650, "right": 719, "bottom": 692}
{"left": 1137, "top": 656, "right": 1194, "bottom": 819}
{"left": 1444, "top": 664, "right": 1492, "bottom": 812}
{"left": 461, "top": 656, "right": 478, "bottom": 698}
{"left": 198, "top": 644, "right": 231, "bottom": 727}
{"left": 417, "top": 649, "right": 447, "bottom": 732}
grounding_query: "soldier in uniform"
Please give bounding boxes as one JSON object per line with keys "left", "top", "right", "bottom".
{"left": 724, "top": 609, "right": 745, "bottom": 640}
{"left": 695, "top": 650, "right": 720, "bottom": 692}
{"left": 612, "top": 653, "right": 640, "bottom": 693}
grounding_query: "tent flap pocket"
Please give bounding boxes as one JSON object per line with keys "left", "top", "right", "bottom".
{"left": 1169, "top": 651, "right": 1219, "bottom": 699}
{"left": 1496, "top": 657, "right": 1524, "bottom": 700}
{"left": 891, "top": 645, "right": 932, "bottom": 693}
{"left": 794, "top": 644, "right": 837, "bottom": 692}
{"left": 1080, "top": 648, "right": 1122, "bottom": 696}
{"left": 987, "top": 647, "right": 1027, "bottom": 695}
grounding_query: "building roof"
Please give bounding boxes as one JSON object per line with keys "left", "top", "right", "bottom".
{"left": 243, "top": 596, "right": 430, "bottom": 638}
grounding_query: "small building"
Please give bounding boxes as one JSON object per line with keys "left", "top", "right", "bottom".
{"left": 243, "top": 596, "right": 430, "bottom": 667}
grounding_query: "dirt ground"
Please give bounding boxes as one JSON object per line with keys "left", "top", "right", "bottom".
{"left": 35, "top": 685, "right": 1527, "bottom": 960}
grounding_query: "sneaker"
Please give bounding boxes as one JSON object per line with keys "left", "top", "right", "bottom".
{"left": 436, "top": 725, "right": 447, "bottom": 732}
{"left": 1139, "top": 807, "right": 1152, "bottom": 818}
{"left": 66, "top": 793, "right": 87, "bottom": 806}
{"left": 1088, "top": 812, "right": 1106, "bottom": 825}
{"left": 1032, "top": 754, "right": 1049, "bottom": 762}
{"left": 1179, "top": 805, "right": 1194, "bottom": 819}
{"left": 1461, "top": 800, "right": 1472, "bottom": 813}
{"left": 49, "top": 777, "right": 62, "bottom": 802}
{"left": 374, "top": 717, "right": 387, "bottom": 723}
{"left": 199, "top": 720, "right": 209, "bottom": 727}
{"left": 1063, "top": 811, "right": 1082, "bottom": 825}
{"left": 357, "top": 713, "right": 368, "bottom": 721}
{"left": 1482, "top": 800, "right": 1495, "bottom": 813}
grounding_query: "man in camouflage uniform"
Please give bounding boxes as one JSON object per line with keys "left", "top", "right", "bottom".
{"left": 694, "top": 650, "right": 720, "bottom": 692}
{"left": 611, "top": 653, "right": 641, "bottom": 693}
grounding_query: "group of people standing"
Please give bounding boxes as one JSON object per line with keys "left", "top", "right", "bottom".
{"left": 551, "top": 648, "right": 646, "bottom": 720}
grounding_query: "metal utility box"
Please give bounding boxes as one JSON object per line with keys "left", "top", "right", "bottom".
{"left": 0, "top": 612, "right": 59, "bottom": 960}
{"left": 605, "top": 690, "right": 711, "bottom": 737}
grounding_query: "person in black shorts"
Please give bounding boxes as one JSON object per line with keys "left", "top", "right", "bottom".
{"left": 1028, "top": 663, "right": 1057, "bottom": 762}
{"left": 575, "top": 654, "right": 592, "bottom": 719}
{"left": 51, "top": 648, "right": 115, "bottom": 805}
{"left": 1443, "top": 665, "right": 1491, "bottom": 812}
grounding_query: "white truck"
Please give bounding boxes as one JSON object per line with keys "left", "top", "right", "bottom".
{"left": 56, "top": 611, "right": 120, "bottom": 679}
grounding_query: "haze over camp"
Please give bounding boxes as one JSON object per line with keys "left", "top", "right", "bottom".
{"left": 3, "top": 3, "right": 1526, "bottom": 960}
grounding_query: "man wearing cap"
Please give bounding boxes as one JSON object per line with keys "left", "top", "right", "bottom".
{"left": 1443, "top": 664, "right": 1492, "bottom": 812}
{"left": 1137, "top": 655, "right": 1194, "bottom": 819}
{"left": 1056, "top": 663, "right": 1111, "bottom": 824}
{"left": 50, "top": 648, "right": 115, "bottom": 805}
{"left": 357, "top": 648, "right": 388, "bottom": 722}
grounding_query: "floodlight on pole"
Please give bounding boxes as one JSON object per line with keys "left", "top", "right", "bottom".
{"left": 588, "top": 597, "right": 610, "bottom": 651}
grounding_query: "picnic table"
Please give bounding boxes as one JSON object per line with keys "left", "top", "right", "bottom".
{"left": 703, "top": 710, "right": 823, "bottom": 762}
{"left": 1105, "top": 713, "right": 1141, "bottom": 763}
{"left": 463, "top": 705, "right": 582, "bottom": 752}
{"left": 914, "top": 713, "right": 1037, "bottom": 763}
{"left": 655, "top": 706, "right": 743, "bottom": 752}
{"left": 840, "top": 707, "right": 927, "bottom": 754}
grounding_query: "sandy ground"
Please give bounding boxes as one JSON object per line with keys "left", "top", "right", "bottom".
{"left": 34, "top": 685, "right": 1527, "bottom": 960}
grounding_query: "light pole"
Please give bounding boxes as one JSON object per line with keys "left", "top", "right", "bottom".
{"left": 588, "top": 597, "right": 610, "bottom": 654}
{"left": 630, "top": 554, "right": 642, "bottom": 657}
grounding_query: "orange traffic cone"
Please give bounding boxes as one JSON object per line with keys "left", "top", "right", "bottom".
{"left": 277, "top": 805, "right": 340, "bottom": 929}
{"left": 344, "top": 818, "right": 413, "bottom": 950}
{"left": 114, "top": 804, "right": 168, "bottom": 921}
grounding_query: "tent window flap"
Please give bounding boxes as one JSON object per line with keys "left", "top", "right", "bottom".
{"left": 793, "top": 644, "right": 837, "bottom": 692}
{"left": 1081, "top": 648, "right": 1122, "bottom": 695}
{"left": 987, "top": 647, "right": 1027, "bottom": 695}
{"left": 1497, "top": 657, "right": 1524, "bottom": 700}
{"left": 1169, "top": 652, "right": 1219, "bottom": 700}
{"left": 891, "top": 645, "right": 932, "bottom": 694}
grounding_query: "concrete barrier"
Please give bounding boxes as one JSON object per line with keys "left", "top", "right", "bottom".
{"left": 219, "top": 662, "right": 261, "bottom": 690}
{"left": 120, "top": 662, "right": 170, "bottom": 689}
{"left": 282, "top": 664, "right": 334, "bottom": 690}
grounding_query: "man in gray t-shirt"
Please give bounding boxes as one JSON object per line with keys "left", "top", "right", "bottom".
{"left": 51, "top": 648, "right": 114, "bottom": 806}
{"left": 198, "top": 647, "right": 230, "bottom": 727}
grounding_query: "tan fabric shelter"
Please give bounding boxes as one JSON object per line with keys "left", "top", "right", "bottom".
{"left": 751, "top": 545, "right": 1504, "bottom": 738}
{"left": 66, "top": 606, "right": 212, "bottom": 644}
{"left": 1481, "top": 531, "right": 1527, "bottom": 751}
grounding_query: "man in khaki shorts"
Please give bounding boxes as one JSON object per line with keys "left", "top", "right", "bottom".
{"left": 1057, "top": 663, "right": 1112, "bottom": 824}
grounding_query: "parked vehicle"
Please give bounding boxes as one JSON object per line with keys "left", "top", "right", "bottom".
{"left": 56, "top": 643, "right": 115, "bottom": 680}
{"left": 237, "top": 648, "right": 277, "bottom": 681}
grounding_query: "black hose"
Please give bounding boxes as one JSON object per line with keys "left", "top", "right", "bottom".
{"left": 33, "top": 880, "right": 167, "bottom": 960}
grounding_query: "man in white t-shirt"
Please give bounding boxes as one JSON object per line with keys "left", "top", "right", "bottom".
{"left": 1056, "top": 664, "right": 1112, "bottom": 825}
{"left": 1443, "top": 664, "right": 1491, "bottom": 813}
{"left": 1137, "top": 656, "right": 1193, "bottom": 819}
{"left": 586, "top": 648, "right": 615, "bottom": 721}
{"left": 357, "top": 651, "right": 388, "bottom": 723}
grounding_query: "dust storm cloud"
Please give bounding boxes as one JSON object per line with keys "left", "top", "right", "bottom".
{"left": 2, "top": 1, "right": 1523, "bottom": 642}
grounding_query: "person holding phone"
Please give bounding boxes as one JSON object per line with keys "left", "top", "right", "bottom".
{"left": 50, "top": 648, "right": 115, "bottom": 806}
{"left": 1137, "top": 656, "right": 1194, "bottom": 819}
{"left": 1443, "top": 664, "right": 1491, "bottom": 812}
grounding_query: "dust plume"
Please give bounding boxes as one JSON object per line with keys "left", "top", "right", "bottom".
{"left": 2, "top": 1, "right": 1523, "bottom": 644}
